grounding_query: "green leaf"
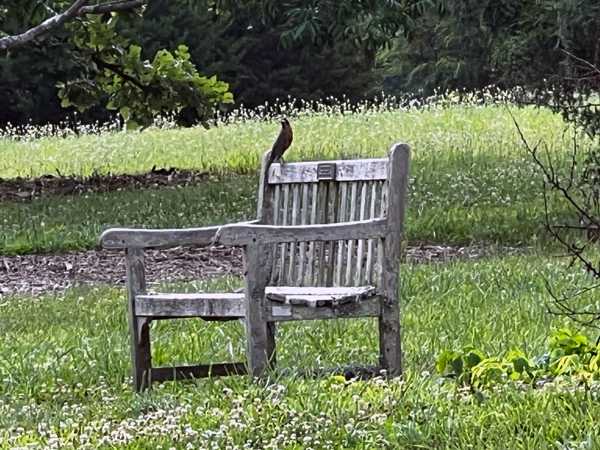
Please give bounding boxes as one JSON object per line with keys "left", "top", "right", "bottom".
{"left": 119, "top": 106, "right": 131, "bottom": 120}
{"left": 436, "top": 350, "right": 454, "bottom": 373}
{"left": 465, "top": 350, "right": 485, "bottom": 369}
{"left": 512, "top": 357, "right": 530, "bottom": 374}
{"left": 473, "top": 390, "right": 488, "bottom": 405}
{"left": 451, "top": 356, "right": 464, "bottom": 376}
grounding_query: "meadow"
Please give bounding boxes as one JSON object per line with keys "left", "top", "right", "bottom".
{"left": 0, "top": 101, "right": 581, "bottom": 254}
{"left": 2, "top": 97, "right": 600, "bottom": 449}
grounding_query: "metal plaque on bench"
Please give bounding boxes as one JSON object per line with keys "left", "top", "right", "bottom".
{"left": 317, "top": 163, "right": 337, "bottom": 180}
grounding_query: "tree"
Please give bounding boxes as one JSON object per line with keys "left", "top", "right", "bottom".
{"left": 1, "top": 0, "right": 234, "bottom": 129}
{"left": 0, "top": 0, "right": 441, "bottom": 128}
{"left": 378, "top": 0, "right": 600, "bottom": 95}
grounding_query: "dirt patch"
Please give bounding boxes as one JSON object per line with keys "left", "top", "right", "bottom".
{"left": 0, "top": 244, "right": 529, "bottom": 297}
{"left": 0, "top": 246, "right": 243, "bottom": 297}
{"left": 0, "top": 167, "right": 210, "bottom": 202}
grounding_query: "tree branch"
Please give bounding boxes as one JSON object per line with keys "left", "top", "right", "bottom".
{"left": 560, "top": 49, "right": 600, "bottom": 76}
{"left": 507, "top": 107, "right": 599, "bottom": 226}
{"left": 0, "top": 0, "right": 90, "bottom": 50}
{"left": 0, "top": 0, "right": 149, "bottom": 51}
{"left": 79, "top": 0, "right": 147, "bottom": 15}
{"left": 91, "top": 53, "right": 146, "bottom": 90}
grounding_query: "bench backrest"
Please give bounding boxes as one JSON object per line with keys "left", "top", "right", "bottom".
{"left": 256, "top": 143, "right": 410, "bottom": 288}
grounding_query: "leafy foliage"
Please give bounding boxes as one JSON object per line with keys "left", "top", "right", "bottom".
{"left": 216, "top": 0, "right": 443, "bottom": 56}
{"left": 0, "top": 0, "right": 439, "bottom": 127}
{"left": 1, "top": 2, "right": 234, "bottom": 128}
{"left": 379, "top": 0, "right": 600, "bottom": 94}
{"left": 437, "top": 328, "right": 600, "bottom": 389}
{"left": 120, "top": 0, "right": 385, "bottom": 110}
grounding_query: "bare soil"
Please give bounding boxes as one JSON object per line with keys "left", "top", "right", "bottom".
{"left": 0, "top": 167, "right": 210, "bottom": 202}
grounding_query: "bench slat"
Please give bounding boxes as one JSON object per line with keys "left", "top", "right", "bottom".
{"left": 136, "top": 286, "right": 377, "bottom": 318}
{"left": 151, "top": 362, "right": 247, "bottom": 383}
{"left": 268, "top": 158, "right": 387, "bottom": 184}
{"left": 266, "top": 286, "right": 376, "bottom": 307}
{"left": 136, "top": 293, "right": 245, "bottom": 318}
{"left": 214, "top": 218, "right": 387, "bottom": 246}
{"left": 100, "top": 220, "right": 259, "bottom": 249}
{"left": 267, "top": 296, "right": 381, "bottom": 322}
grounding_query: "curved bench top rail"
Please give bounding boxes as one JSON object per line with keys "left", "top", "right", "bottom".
{"left": 267, "top": 158, "right": 388, "bottom": 184}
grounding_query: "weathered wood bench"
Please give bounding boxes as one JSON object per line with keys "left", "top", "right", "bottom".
{"left": 100, "top": 143, "right": 410, "bottom": 390}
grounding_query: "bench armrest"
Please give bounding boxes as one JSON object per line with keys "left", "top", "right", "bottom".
{"left": 213, "top": 218, "right": 387, "bottom": 246}
{"left": 100, "top": 220, "right": 259, "bottom": 249}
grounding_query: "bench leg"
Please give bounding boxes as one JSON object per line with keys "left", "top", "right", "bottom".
{"left": 126, "top": 248, "right": 152, "bottom": 391}
{"left": 378, "top": 142, "right": 409, "bottom": 377}
{"left": 130, "top": 317, "right": 152, "bottom": 391}
{"left": 379, "top": 296, "right": 402, "bottom": 377}
{"left": 267, "top": 322, "right": 277, "bottom": 367}
{"left": 244, "top": 244, "right": 276, "bottom": 377}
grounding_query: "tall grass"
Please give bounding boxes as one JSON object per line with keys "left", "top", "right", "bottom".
{"left": 0, "top": 102, "right": 584, "bottom": 254}
{"left": 0, "top": 103, "right": 580, "bottom": 179}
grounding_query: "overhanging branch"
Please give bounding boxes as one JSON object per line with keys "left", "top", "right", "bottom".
{"left": 0, "top": 0, "right": 149, "bottom": 51}
{"left": 0, "top": 0, "right": 90, "bottom": 50}
{"left": 91, "top": 53, "right": 146, "bottom": 90}
{"left": 80, "top": 0, "right": 147, "bottom": 15}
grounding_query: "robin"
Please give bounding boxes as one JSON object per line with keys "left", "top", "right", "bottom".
{"left": 266, "top": 117, "right": 293, "bottom": 172}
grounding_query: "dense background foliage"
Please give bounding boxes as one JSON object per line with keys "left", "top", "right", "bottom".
{"left": 380, "top": 0, "right": 600, "bottom": 93}
{"left": 3, "top": 0, "right": 599, "bottom": 127}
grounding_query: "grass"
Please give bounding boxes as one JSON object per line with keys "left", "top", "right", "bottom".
{"left": 0, "top": 104, "right": 579, "bottom": 180}
{"left": 0, "top": 104, "right": 582, "bottom": 254}
{"left": 0, "top": 166, "right": 559, "bottom": 254}
{"left": 0, "top": 176, "right": 258, "bottom": 254}
{"left": 2, "top": 256, "right": 600, "bottom": 449}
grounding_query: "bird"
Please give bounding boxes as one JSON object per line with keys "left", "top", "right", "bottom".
{"left": 266, "top": 117, "right": 293, "bottom": 172}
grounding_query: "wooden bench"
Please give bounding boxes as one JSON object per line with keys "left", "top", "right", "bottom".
{"left": 100, "top": 143, "right": 410, "bottom": 390}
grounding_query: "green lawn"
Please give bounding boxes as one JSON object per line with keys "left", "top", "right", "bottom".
{"left": 0, "top": 104, "right": 579, "bottom": 180}
{"left": 0, "top": 104, "right": 583, "bottom": 254}
{"left": 1, "top": 101, "right": 599, "bottom": 449}
{"left": 2, "top": 257, "right": 600, "bottom": 449}
{"left": 0, "top": 167, "right": 560, "bottom": 254}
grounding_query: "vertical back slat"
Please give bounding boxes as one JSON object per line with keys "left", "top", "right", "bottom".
{"left": 278, "top": 185, "right": 290, "bottom": 285}
{"left": 336, "top": 182, "right": 348, "bottom": 286}
{"left": 366, "top": 181, "right": 378, "bottom": 285}
{"left": 270, "top": 185, "right": 281, "bottom": 284}
{"left": 345, "top": 182, "right": 358, "bottom": 285}
{"left": 307, "top": 184, "right": 318, "bottom": 285}
{"left": 354, "top": 182, "right": 368, "bottom": 285}
{"left": 317, "top": 182, "right": 330, "bottom": 286}
{"left": 298, "top": 184, "right": 309, "bottom": 286}
{"left": 288, "top": 185, "right": 300, "bottom": 283}
{"left": 376, "top": 180, "right": 389, "bottom": 287}
{"left": 326, "top": 182, "right": 340, "bottom": 286}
